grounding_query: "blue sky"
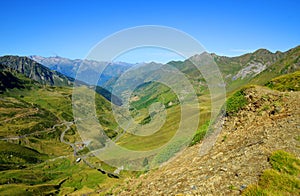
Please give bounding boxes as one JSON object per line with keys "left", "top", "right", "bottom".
{"left": 0, "top": 0, "right": 299, "bottom": 63}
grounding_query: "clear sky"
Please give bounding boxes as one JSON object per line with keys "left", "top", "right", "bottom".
{"left": 0, "top": 0, "right": 299, "bottom": 63}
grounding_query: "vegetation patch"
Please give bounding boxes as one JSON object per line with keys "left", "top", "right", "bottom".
{"left": 0, "top": 141, "right": 47, "bottom": 171}
{"left": 243, "top": 150, "right": 300, "bottom": 195}
{"left": 189, "top": 120, "right": 210, "bottom": 146}
{"left": 265, "top": 71, "right": 300, "bottom": 92}
{"left": 151, "top": 138, "right": 187, "bottom": 167}
{"left": 225, "top": 88, "right": 248, "bottom": 116}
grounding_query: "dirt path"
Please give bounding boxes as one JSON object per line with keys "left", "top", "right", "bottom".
{"left": 0, "top": 121, "right": 67, "bottom": 141}
{"left": 59, "top": 121, "right": 77, "bottom": 156}
{"left": 0, "top": 107, "right": 39, "bottom": 123}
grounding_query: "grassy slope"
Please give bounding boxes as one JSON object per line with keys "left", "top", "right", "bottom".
{"left": 243, "top": 150, "right": 300, "bottom": 195}
{"left": 266, "top": 70, "right": 300, "bottom": 92}
{"left": 0, "top": 82, "right": 122, "bottom": 194}
{"left": 250, "top": 46, "right": 300, "bottom": 85}
{"left": 117, "top": 83, "right": 212, "bottom": 150}
{"left": 116, "top": 47, "right": 299, "bottom": 151}
{"left": 0, "top": 157, "right": 118, "bottom": 195}
{"left": 0, "top": 140, "right": 48, "bottom": 171}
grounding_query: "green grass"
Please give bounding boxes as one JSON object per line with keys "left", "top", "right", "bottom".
{"left": 269, "top": 150, "right": 300, "bottom": 176}
{"left": 0, "top": 96, "right": 59, "bottom": 138}
{"left": 129, "top": 81, "right": 179, "bottom": 111}
{"left": 243, "top": 150, "right": 300, "bottom": 195}
{"left": 225, "top": 88, "right": 248, "bottom": 116}
{"left": 116, "top": 78, "right": 213, "bottom": 151}
{"left": 0, "top": 84, "right": 125, "bottom": 194}
{"left": 116, "top": 105, "right": 181, "bottom": 151}
{"left": 0, "top": 184, "right": 59, "bottom": 196}
{"left": 0, "top": 141, "right": 47, "bottom": 171}
{"left": 0, "top": 156, "right": 124, "bottom": 195}
{"left": 189, "top": 120, "right": 210, "bottom": 146}
{"left": 15, "top": 86, "right": 74, "bottom": 122}
{"left": 1, "top": 85, "right": 118, "bottom": 139}
{"left": 265, "top": 71, "right": 300, "bottom": 92}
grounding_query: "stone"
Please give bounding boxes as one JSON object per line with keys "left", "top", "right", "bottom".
{"left": 220, "top": 167, "right": 227, "bottom": 172}
{"left": 191, "top": 185, "right": 197, "bottom": 190}
{"left": 240, "top": 184, "right": 247, "bottom": 191}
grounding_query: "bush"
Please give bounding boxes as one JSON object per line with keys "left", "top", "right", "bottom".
{"left": 189, "top": 121, "right": 210, "bottom": 146}
{"left": 226, "top": 89, "right": 248, "bottom": 116}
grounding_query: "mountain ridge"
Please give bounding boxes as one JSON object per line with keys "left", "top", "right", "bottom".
{"left": 0, "top": 55, "right": 123, "bottom": 105}
{"left": 29, "top": 55, "right": 134, "bottom": 86}
{"left": 0, "top": 55, "right": 74, "bottom": 86}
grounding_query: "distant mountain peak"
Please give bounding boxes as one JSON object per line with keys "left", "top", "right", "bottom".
{"left": 252, "top": 48, "right": 273, "bottom": 55}
{"left": 28, "top": 55, "right": 134, "bottom": 87}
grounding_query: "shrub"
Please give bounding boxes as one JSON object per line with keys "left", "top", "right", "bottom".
{"left": 189, "top": 121, "right": 210, "bottom": 146}
{"left": 225, "top": 89, "right": 248, "bottom": 116}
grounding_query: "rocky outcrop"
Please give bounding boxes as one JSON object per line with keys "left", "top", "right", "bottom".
{"left": 114, "top": 86, "right": 300, "bottom": 195}
{"left": 232, "top": 61, "right": 267, "bottom": 80}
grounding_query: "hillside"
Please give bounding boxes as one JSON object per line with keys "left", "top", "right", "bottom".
{"left": 0, "top": 55, "right": 122, "bottom": 105}
{"left": 113, "top": 86, "right": 300, "bottom": 195}
{"left": 124, "top": 46, "right": 299, "bottom": 118}
{"left": 0, "top": 63, "right": 35, "bottom": 93}
{"left": 115, "top": 47, "right": 299, "bottom": 142}
{"left": 0, "top": 61, "right": 126, "bottom": 194}
{"left": 266, "top": 70, "right": 300, "bottom": 91}
{"left": 251, "top": 45, "right": 300, "bottom": 85}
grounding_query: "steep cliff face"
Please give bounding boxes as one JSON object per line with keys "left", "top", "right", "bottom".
{"left": 114, "top": 86, "right": 300, "bottom": 195}
{"left": 0, "top": 56, "right": 74, "bottom": 86}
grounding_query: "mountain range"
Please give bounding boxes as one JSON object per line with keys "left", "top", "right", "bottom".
{"left": 29, "top": 55, "right": 134, "bottom": 87}
{"left": 0, "top": 55, "right": 123, "bottom": 105}
{"left": 27, "top": 46, "right": 300, "bottom": 94}
{"left": 0, "top": 56, "right": 74, "bottom": 87}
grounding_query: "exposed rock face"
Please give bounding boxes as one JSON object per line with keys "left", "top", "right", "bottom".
{"left": 114, "top": 86, "right": 300, "bottom": 195}
{"left": 232, "top": 61, "right": 267, "bottom": 80}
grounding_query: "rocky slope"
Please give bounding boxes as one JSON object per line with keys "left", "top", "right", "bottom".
{"left": 114, "top": 86, "right": 300, "bottom": 195}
